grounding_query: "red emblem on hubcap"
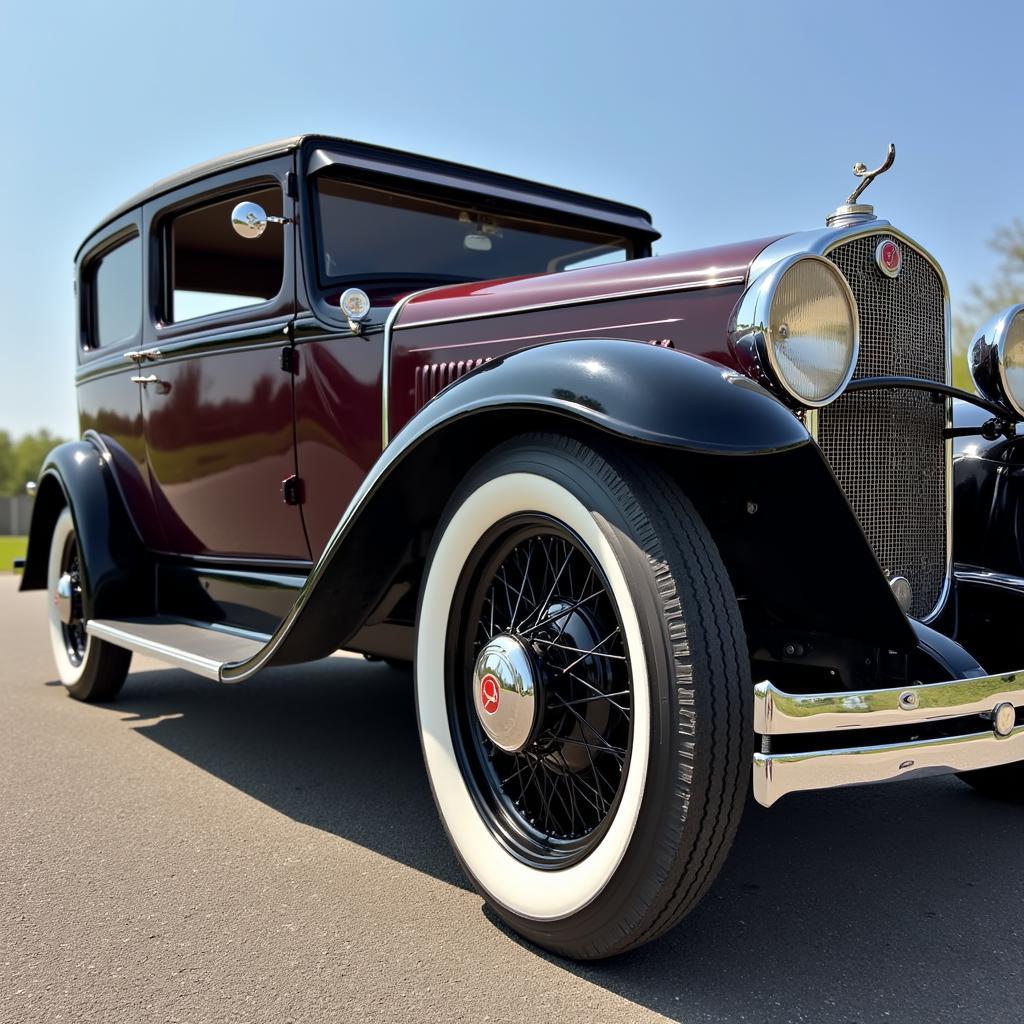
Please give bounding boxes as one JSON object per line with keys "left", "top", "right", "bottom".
{"left": 480, "top": 674, "right": 500, "bottom": 715}
{"left": 876, "top": 239, "right": 902, "bottom": 278}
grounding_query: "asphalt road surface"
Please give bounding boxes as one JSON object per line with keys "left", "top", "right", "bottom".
{"left": 2, "top": 574, "right": 1022, "bottom": 1024}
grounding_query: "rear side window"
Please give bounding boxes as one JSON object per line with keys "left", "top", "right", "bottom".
{"left": 86, "top": 234, "right": 141, "bottom": 349}
{"left": 167, "top": 185, "right": 284, "bottom": 324}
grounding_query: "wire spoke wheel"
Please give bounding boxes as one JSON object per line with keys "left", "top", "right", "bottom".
{"left": 46, "top": 507, "right": 131, "bottom": 701}
{"left": 60, "top": 536, "right": 88, "bottom": 668}
{"left": 447, "top": 516, "right": 633, "bottom": 868}
{"left": 418, "top": 435, "right": 751, "bottom": 958}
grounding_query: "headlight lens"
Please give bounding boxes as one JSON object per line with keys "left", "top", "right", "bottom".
{"left": 730, "top": 254, "right": 860, "bottom": 407}
{"left": 969, "top": 304, "right": 1024, "bottom": 418}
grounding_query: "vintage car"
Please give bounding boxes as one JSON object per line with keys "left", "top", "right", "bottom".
{"left": 19, "top": 136, "right": 1024, "bottom": 959}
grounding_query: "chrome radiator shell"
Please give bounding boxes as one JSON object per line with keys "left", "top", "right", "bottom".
{"left": 749, "top": 223, "right": 953, "bottom": 622}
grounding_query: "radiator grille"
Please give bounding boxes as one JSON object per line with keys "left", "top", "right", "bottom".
{"left": 820, "top": 233, "right": 948, "bottom": 619}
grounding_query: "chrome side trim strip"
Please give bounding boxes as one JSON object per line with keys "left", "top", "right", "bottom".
{"left": 381, "top": 288, "right": 436, "bottom": 448}
{"left": 389, "top": 274, "right": 746, "bottom": 333}
{"left": 754, "top": 676, "right": 1024, "bottom": 735}
{"left": 754, "top": 726, "right": 1024, "bottom": 808}
{"left": 955, "top": 566, "right": 1024, "bottom": 594}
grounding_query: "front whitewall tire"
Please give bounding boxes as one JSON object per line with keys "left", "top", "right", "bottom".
{"left": 417, "top": 472, "right": 651, "bottom": 921}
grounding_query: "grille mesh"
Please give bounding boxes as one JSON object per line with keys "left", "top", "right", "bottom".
{"left": 819, "top": 234, "right": 948, "bottom": 619}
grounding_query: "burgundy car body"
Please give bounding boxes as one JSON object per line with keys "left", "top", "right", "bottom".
{"left": 20, "top": 134, "right": 1024, "bottom": 823}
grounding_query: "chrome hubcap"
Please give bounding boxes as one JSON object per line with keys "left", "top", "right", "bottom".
{"left": 472, "top": 634, "right": 539, "bottom": 753}
{"left": 55, "top": 572, "right": 74, "bottom": 625}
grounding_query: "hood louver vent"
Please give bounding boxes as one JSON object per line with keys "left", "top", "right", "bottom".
{"left": 414, "top": 358, "right": 490, "bottom": 410}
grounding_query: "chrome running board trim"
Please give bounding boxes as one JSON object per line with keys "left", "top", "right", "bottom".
{"left": 87, "top": 617, "right": 267, "bottom": 681}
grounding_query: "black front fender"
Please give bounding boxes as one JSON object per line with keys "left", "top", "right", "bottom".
{"left": 222, "top": 338, "right": 912, "bottom": 681}
{"left": 20, "top": 439, "right": 154, "bottom": 619}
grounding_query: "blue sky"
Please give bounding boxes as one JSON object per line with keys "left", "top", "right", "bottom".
{"left": 1, "top": 0, "right": 1021, "bottom": 439}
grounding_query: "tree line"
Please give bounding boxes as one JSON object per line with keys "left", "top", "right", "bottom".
{"left": 0, "top": 431, "right": 68, "bottom": 497}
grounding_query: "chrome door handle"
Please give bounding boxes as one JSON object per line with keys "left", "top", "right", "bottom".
{"left": 131, "top": 374, "right": 171, "bottom": 395}
{"left": 140, "top": 348, "right": 162, "bottom": 361}
{"left": 125, "top": 351, "right": 144, "bottom": 362}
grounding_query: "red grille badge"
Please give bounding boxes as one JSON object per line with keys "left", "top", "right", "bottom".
{"left": 875, "top": 239, "right": 902, "bottom": 279}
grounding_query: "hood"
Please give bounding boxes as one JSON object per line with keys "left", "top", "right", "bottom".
{"left": 396, "top": 236, "right": 782, "bottom": 328}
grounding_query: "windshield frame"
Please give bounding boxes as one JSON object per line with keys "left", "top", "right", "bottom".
{"left": 306, "top": 171, "right": 642, "bottom": 304}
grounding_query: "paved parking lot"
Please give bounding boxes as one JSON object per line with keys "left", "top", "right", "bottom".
{"left": 2, "top": 573, "right": 1022, "bottom": 1023}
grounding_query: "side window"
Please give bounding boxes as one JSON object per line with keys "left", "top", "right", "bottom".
{"left": 85, "top": 234, "right": 141, "bottom": 349}
{"left": 167, "top": 185, "right": 284, "bottom": 324}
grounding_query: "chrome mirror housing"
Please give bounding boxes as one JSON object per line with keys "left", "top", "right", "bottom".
{"left": 968, "top": 304, "right": 1024, "bottom": 418}
{"left": 231, "top": 201, "right": 269, "bottom": 238}
{"left": 230, "top": 201, "right": 289, "bottom": 239}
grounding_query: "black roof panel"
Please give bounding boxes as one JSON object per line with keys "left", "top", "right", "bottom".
{"left": 77, "top": 135, "right": 658, "bottom": 259}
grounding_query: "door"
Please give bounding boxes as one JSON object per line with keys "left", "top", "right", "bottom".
{"left": 76, "top": 210, "right": 169, "bottom": 551}
{"left": 139, "top": 160, "right": 309, "bottom": 561}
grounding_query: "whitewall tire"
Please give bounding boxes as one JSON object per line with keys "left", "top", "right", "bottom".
{"left": 47, "top": 507, "right": 131, "bottom": 701}
{"left": 415, "top": 434, "right": 751, "bottom": 959}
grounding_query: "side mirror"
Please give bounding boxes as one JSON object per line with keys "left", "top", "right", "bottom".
{"left": 230, "top": 201, "right": 289, "bottom": 239}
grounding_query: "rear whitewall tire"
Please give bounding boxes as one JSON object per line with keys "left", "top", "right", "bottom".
{"left": 46, "top": 507, "right": 131, "bottom": 701}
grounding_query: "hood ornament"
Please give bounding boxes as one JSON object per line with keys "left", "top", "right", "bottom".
{"left": 827, "top": 143, "right": 896, "bottom": 228}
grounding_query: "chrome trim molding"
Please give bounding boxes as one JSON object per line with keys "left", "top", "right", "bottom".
{"left": 754, "top": 675, "right": 1024, "bottom": 735}
{"left": 381, "top": 288, "right": 435, "bottom": 448}
{"left": 389, "top": 274, "right": 746, "bottom": 334}
{"left": 754, "top": 726, "right": 1024, "bottom": 808}
{"left": 955, "top": 565, "right": 1024, "bottom": 594}
{"left": 753, "top": 673, "right": 1024, "bottom": 807}
{"left": 86, "top": 620, "right": 223, "bottom": 680}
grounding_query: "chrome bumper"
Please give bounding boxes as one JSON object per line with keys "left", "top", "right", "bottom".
{"left": 753, "top": 673, "right": 1024, "bottom": 807}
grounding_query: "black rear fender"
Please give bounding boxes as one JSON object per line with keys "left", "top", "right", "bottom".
{"left": 222, "top": 339, "right": 912, "bottom": 680}
{"left": 19, "top": 439, "right": 154, "bottom": 619}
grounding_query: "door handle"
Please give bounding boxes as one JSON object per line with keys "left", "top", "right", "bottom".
{"left": 125, "top": 349, "right": 161, "bottom": 362}
{"left": 131, "top": 374, "right": 171, "bottom": 395}
{"left": 125, "top": 351, "right": 144, "bottom": 362}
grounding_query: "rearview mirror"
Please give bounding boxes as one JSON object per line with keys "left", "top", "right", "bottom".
{"left": 231, "top": 201, "right": 289, "bottom": 239}
{"left": 231, "top": 202, "right": 269, "bottom": 238}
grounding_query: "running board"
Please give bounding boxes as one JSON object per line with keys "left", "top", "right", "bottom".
{"left": 86, "top": 618, "right": 269, "bottom": 681}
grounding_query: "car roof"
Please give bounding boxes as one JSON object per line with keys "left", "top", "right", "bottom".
{"left": 77, "top": 134, "right": 659, "bottom": 260}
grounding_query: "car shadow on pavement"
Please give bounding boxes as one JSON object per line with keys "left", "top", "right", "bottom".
{"left": 98, "top": 659, "right": 1024, "bottom": 1023}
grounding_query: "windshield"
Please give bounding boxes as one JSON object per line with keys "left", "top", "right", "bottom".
{"left": 314, "top": 178, "right": 632, "bottom": 286}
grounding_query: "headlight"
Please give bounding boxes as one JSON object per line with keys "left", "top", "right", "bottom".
{"left": 729, "top": 254, "right": 860, "bottom": 407}
{"left": 968, "top": 304, "right": 1024, "bottom": 418}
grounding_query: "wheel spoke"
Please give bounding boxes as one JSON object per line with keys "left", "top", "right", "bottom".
{"left": 462, "top": 519, "right": 632, "bottom": 861}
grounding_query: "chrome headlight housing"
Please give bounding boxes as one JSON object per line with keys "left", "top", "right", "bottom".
{"left": 730, "top": 254, "right": 860, "bottom": 407}
{"left": 968, "top": 304, "right": 1024, "bottom": 418}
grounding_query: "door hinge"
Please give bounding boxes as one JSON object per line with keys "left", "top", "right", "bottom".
{"left": 286, "top": 170, "right": 297, "bottom": 199}
{"left": 281, "top": 345, "right": 300, "bottom": 374}
{"left": 282, "top": 475, "right": 305, "bottom": 506}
